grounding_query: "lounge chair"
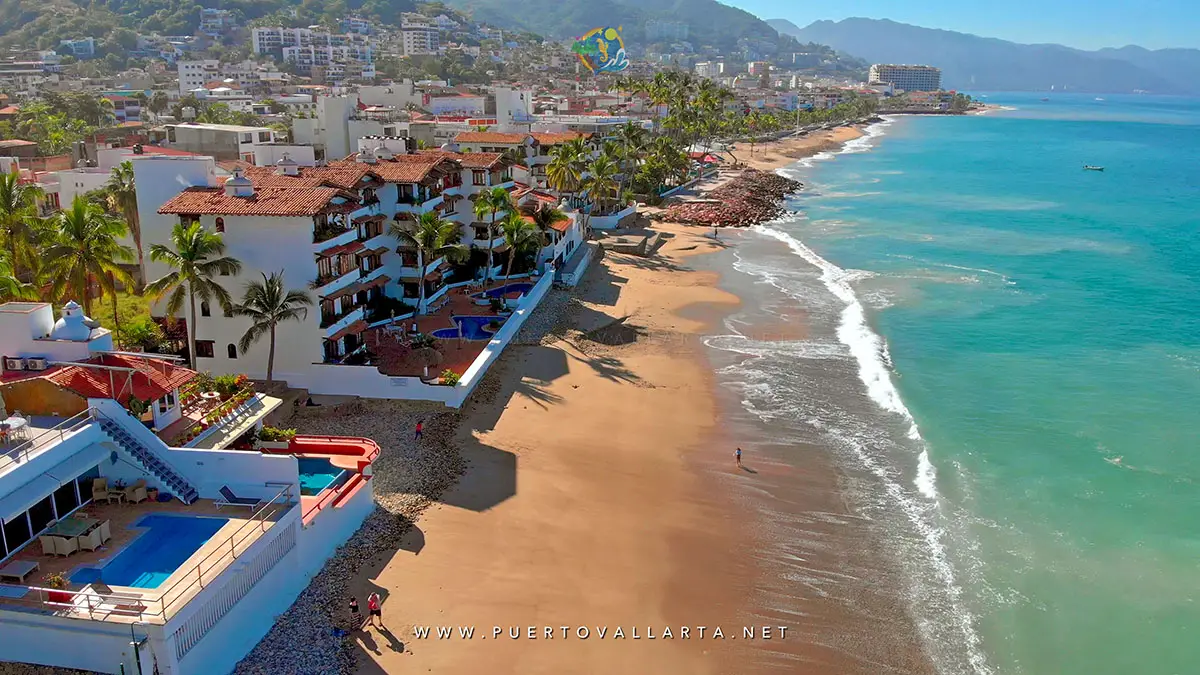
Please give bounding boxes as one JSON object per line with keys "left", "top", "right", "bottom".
{"left": 98, "top": 520, "right": 111, "bottom": 544}
{"left": 125, "top": 479, "right": 148, "bottom": 504}
{"left": 91, "top": 478, "right": 115, "bottom": 504}
{"left": 215, "top": 486, "right": 261, "bottom": 510}
{"left": 84, "top": 582, "right": 147, "bottom": 617}
{"left": 40, "top": 536, "right": 57, "bottom": 556}
{"left": 78, "top": 528, "right": 103, "bottom": 552}
{"left": 53, "top": 536, "right": 78, "bottom": 557}
{"left": 0, "top": 560, "right": 39, "bottom": 584}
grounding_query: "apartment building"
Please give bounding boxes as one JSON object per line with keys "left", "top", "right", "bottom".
{"left": 198, "top": 8, "right": 236, "bottom": 37}
{"left": 176, "top": 60, "right": 260, "bottom": 95}
{"left": 130, "top": 141, "right": 517, "bottom": 388}
{"left": 341, "top": 16, "right": 372, "bottom": 35}
{"left": 58, "top": 38, "right": 96, "bottom": 59}
{"left": 251, "top": 26, "right": 371, "bottom": 55}
{"left": 868, "top": 64, "right": 943, "bottom": 93}
{"left": 401, "top": 14, "right": 440, "bottom": 56}
{"left": 694, "top": 61, "right": 725, "bottom": 79}
{"left": 0, "top": 300, "right": 379, "bottom": 675}
{"left": 160, "top": 123, "right": 278, "bottom": 162}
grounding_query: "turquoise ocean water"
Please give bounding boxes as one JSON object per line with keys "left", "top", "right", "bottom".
{"left": 709, "top": 94, "right": 1200, "bottom": 674}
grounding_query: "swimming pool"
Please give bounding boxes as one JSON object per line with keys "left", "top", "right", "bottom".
{"left": 298, "top": 457, "right": 348, "bottom": 496}
{"left": 70, "top": 514, "right": 229, "bottom": 589}
{"left": 474, "top": 282, "right": 533, "bottom": 299}
{"left": 430, "top": 315, "right": 505, "bottom": 341}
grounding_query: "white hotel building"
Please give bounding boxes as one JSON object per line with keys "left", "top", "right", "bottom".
{"left": 126, "top": 139, "right": 583, "bottom": 399}
{"left": 0, "top": 301, "right": 379, "bottom": 675}
{"left": 868, "top": 64, "right": 943, "bottom": 92}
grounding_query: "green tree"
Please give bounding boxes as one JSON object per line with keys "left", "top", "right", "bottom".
{"left": 145, "top": 222, "right": 242, "bottom": 369}
{"left": 546, "top": 141, "right": 585, "bottom": 207}
{"left": 584, "top": 153, "right": 619, "bottom": 215}
{"left": 42, "top": 196, "right": 135, "bottom": 342}
{"left": 498, "top": 211, "right": 543, "bottom": 284}
{"left": 389, "top": 211, "right": 466, "bottom": 314}
{"left": 235, "top": 271, "right": 313, "bottom": 382}
{"left": 0, "top": 171, "right": 45, "bottom": 278}
{"left": 104, "top": 161, "right": 144, "bottom": 285}
{"left": 472, "top": 186, "right": 512, "bottom": 280}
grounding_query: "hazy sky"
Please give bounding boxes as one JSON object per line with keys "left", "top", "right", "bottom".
{"left": 723, "top": 0, "right": 1199, "bottom": 50}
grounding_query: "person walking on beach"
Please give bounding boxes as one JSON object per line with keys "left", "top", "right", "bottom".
{"left": 414, "top": 420, "right": 424, "bottom": 441}
{"left": 348, "top": 596, "right": 361, "bottom": 630}
{"left": 366, "top": 592, "right": 383, "bottom": 629}
{"left": 735, "top": 447, "right": 743, "bottom": 468}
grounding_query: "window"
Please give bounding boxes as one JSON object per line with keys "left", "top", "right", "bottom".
{"left": 472, "top": 170, "right": 486, "bottom": 186}
{"left": 28, "top": 495, "right": 55, "bottom": 534}
{"left": 215, "top": 217, "right": 224, "bottom": 233}
{"left": 258, "top": 131, "right": 271, "bottom": 142}
{"left": 2, "top": 515, "right": 31, "bottom": 558}
{"left": 201, "top": 301, "right": 211, "bottom": 317}
{"left": 53, "top": 481, "right": 79, "bottom": 520}
{"left": 241, "top": 133, "right": 253, "bottom": 143}
{"left": 227, "top": 344, "right": 238, "bottom": 359}
{"left": 195, "top": 340, "right": 215, "bottom": 359}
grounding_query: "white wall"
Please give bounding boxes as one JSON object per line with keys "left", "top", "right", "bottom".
{"left": 165, "top": 447, "right": 299, "bottom": 501}
{"left": 252, "top": 144, "right": 317, "bottom": 167}
{"left": 0, "top": 611, "right": 143, "bottom": 675}
{"left": 586, "top": 203, "right": 637, "bottom": 230}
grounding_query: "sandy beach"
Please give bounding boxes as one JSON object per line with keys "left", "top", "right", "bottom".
{"left": 348, "top": 225, "right": 763, "bottom": 674}
{"left": 741, "top": 126, "right": 865, "bottom": 171}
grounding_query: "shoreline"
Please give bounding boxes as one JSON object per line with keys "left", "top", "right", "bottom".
{"left": 741, "top": 125, "right": 867, "bottom": 172}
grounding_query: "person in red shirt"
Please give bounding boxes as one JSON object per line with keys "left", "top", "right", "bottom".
{"left": 366, "top": 592, "right": 384, "bottom": 629}
{"left": 414, "top": 420, "right": 423, "bottom": 441}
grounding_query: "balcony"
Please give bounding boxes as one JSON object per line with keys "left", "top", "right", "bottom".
{"left": 324, "top": 306, "right": 366, "bottom": 338}
{"left": 397, "top": 254, "right": 446, "bottom": 279}
{"left": 314, "top": 267, "right": 361, "bottom": 296}
{"left": 312, "top": 226, "right": 358, "bottom": 253}
{"left": 394, "top": 193, "right": 444, "bottom": 215}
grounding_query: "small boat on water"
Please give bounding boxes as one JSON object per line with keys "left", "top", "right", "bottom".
{"left": 1084, "top": 165, "right": 1105, "bottom": 172}
{"left": 1040, "top": 97, "right": 1050, "bottom": 102}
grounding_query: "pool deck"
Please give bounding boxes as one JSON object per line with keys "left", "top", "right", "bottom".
{"left": 0, "top": 497, "right": 290, "bottom": 624}
{"left": 366, "top": 281, "right": 525, "bottom": 378}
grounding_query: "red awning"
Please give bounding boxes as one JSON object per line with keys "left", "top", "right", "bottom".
{"left": 329, "top": 319, "right": 368, "bottom": 342}
{"left": 326, "top": 275, "right": 391, "bottom": 300}
{"left": 353, "top": 213, "right": 386, "bottom": 224}
{"left": 320, "top": 240, "right": 365, "bottom": 257}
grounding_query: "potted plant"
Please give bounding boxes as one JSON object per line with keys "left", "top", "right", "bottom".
{"left": 43, "top": 572, "right": 71, "bottom": 603}
{"left": 440, "top": 369, "right": 461, "bottom": 386}
{"left": 488, "top": 296, "right": 504, "bottom": 313}
{"left": 256, "top": 426, "right": 296, "bottom": 450}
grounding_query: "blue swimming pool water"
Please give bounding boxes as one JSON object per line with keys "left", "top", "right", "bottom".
{"left": 298, "top": 457, "right": 347, "bottom": 496}
{"left": 475, "top": 282, "right": 533, "bottom": 299}
{"left": 70, "top": 514, "right": 229, "bottom": 589}
{"left": 430, "top": 315, "right": 505, "bottom": 341}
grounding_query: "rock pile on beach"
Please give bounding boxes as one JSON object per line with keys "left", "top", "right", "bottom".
{"left": 233, "top": 400, "right": 464, "bottom": 675}
{"left": 655, "top": 169, "right": 802, "bottom": 227}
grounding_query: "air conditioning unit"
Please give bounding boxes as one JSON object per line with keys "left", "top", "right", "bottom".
{"left": 25, "top": 357, "right": 48, "bottom": 371}
{"left": 4, "top": 357, "right": 25, "bottom": 371}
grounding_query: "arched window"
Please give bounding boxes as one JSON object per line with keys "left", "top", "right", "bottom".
{"left": 227, "top": 344, "right": 237, "bottom": 359}
{"left": 215, "top": 217, "right": 225, "bottom": 233}
{"left": 200, "top": 301, "right": 211, "bottom": 317}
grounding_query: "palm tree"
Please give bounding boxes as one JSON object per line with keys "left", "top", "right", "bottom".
{"left": 0, "top": 252, "right": 35, "bottom": 301}
{"left": 235, "top": 271, "right": 313, "bottom": 383}
{"left": 389, "top": 211, "right": 466, "bottom": 314}
{"left": 42, "top": 196, "right": 135, "bottom": 342}
{"left": 471, "top": 186, "right": 512, "bottom": 280}
{"left": 585, "top": 153, "right": 619, "bottom": 215}
{"left": 148, "top": 91, "right": 169, "bottom": 119}
{"left": 498, "top": 211, "right": 543, "bottom": 285}
{"left": 145, "top": 222, "right": 242, "bottom": 369}
{"left": 104, "top": 161, "right": 143, "bottom": 286}
{"left": 0, "top": 171, "right": 45, "bottom": 277}
{"left": 546, "top": 142, "right": 585, "bottom": 207}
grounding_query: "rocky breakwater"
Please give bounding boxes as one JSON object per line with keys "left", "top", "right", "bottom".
{"left": 654, "top": 169, "right": 802, "bottom": 227}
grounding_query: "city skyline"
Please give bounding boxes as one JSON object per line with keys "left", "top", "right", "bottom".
{"left": 727, "top": 0, "right": 1199, "bottom": 51}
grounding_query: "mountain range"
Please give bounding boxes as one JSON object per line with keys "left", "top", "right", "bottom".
{"left": 446, "top": 0, "right": 781, "bottom": 51}
{"left": 768, "top": 18, "right": 1200, "bottom": 95}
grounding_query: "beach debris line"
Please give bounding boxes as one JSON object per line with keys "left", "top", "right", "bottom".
{"left": 654, "top": 169, "right": 803, "bottom": 228}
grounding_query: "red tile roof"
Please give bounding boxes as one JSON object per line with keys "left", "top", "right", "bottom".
{"left": 242, "top": 161, "right": 377, "bottom": 190}
{"left": 45, "top": 354, "right": 196, "bottom": 405}
{"left": 416, "top": 150, "right": 506, "bottom": 169}
{"left": 159, "top": 187, "right": 354, "bottom": 217}
{"left": 453, "top": 131, "right": 532, "bottom": 145}
{"left": 0, "top": 105, "right": 20, "bottom": 115}
{"left": 530, "top": 132, "right": 593, "bottom": 145}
